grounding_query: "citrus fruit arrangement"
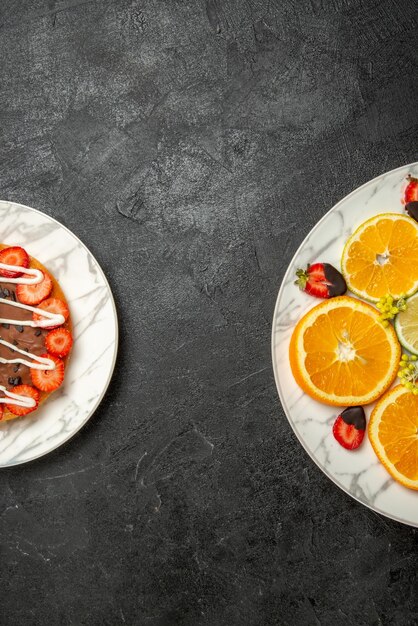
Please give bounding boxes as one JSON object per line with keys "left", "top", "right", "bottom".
{"left": 289, "top": 175, "right": 418, "bottom": 490}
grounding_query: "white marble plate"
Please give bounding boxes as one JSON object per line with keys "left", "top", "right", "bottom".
{"left": 272, "top": 162, "right": 418, "bottom": 527}
{"left": 0, "top": 201, "right": 118, "bottom": 466}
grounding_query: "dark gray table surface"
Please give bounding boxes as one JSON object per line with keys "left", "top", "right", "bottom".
{"left": 1, "top": 1, "right": 417, "bottom": 624}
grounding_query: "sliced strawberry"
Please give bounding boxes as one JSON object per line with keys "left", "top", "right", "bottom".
{"left": 0, "top": 247, "right": 29, "bottom": 278}
{"left": 6, "top": 384, "right": 40, "bottom": 416}
{"left": 332, "top": 406, "right": 366, "bottom": 450}
{"left": 33, "top": 298, "right": 69, "bottom": 329}
{"left": 31, "top": 353, "right": 64, "bottom": 392}
{"left": 404, "top": 175, "right": 418, "bottom": 204}
{"left": 16, "top": 271, "right": 53, "bottom": 305}
{"left": 295, "top": 262, "right": 347, "bottom": 299}
{"left": 45, "top": 328, "right": 73, "bottom": 358}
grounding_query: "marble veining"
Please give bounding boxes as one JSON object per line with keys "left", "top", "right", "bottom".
{"left": 272, "top": 162, "right": 418, "bottom": 528}
{"left": 0, "top": 201, "right": 118, "bottom": 466}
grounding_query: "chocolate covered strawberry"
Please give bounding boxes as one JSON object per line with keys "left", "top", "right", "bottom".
{"left": 333, "top": 406, "right": 366, "bottom": 450}
{"left": 404, "top": 175, "right": 418, "bottom": 222}
{"left": 404, "top": 175, "right": 418, "bottom": 204}
{"left": 295, "top": 263, "right": 347, "bottom": 299}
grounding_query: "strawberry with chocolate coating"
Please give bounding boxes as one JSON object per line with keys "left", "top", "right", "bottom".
{"left": 404, "top": 175, "right": 418, "bottom": 204}
{"left": 295, "top": 263, "right": 347, "bottom": 299}
{"left": 404, "top": 175, "right": 418, "bottom": 221}
{"left": 333, "top": 406, "right": 366, "bottom": 450}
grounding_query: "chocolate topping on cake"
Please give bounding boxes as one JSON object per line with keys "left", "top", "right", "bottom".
{"left": 0, "top": 283, "right": 46, "bottom": 388}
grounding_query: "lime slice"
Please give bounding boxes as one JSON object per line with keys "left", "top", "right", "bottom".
{"left": 395, "top": 292, "right": 418, "bottom": 355}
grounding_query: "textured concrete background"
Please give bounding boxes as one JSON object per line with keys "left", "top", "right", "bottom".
{"left": 0, "top": 0, "right": 417, "bottom": 624}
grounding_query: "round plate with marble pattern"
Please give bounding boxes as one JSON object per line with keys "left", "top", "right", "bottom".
{"left": 272, "top": 162, "right": 418, "bottom": 527}
{"left": 0, "top": 201, "right": 118, "bottom": 466}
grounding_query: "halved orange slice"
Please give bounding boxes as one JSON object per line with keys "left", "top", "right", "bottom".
{"left": 341, "top": 213, "right": 418, "bottom": 302}
{"left": 369, "top": 386, "right": 418, "bottom": 490}
{"left": 289, "top": 296, "right": 401, "bottom": 406}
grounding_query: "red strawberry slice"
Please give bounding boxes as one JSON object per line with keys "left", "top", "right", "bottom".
{"left": 16, "top": 271, "right": 53, "bottom": 305}
{"left": 45, "top": 328, "right": 73, "bottom": 358}
{"left": 0, "top": 247, "right": 29, "bottom": 278}
{"left": 295, "top": 262, "right": 347, "bottom": 299}
{"left": 404, "top": 175, "right": 418, "bottom": 204}
{"left": 31, "top": 353, "right": 65, "bottom": 392}
{"left": 33, "top": 298, "right": 69, "bottom": 329}
{"left": 332, "top": 406, "right": 366, "bottom": 450}
{"left": 6, "top": 384, "right": 40, "bottom": 416}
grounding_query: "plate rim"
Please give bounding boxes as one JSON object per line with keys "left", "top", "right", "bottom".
{"left": 271, "top": 161, "right": 418, "bottom": 528}
{"left": 0, "top": 200, "right": 119, "bottom": 467}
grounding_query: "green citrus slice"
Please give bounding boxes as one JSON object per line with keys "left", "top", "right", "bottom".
{"left": 395, "top": 292, "right": 418, "bottom": 355}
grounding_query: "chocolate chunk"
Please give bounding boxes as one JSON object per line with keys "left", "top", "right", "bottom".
{"left": 11, "top": 291, "right": 16, "bottom": 302}
{"left": 13, "top": 364, "right": 20, "bottom": 372}
{"left": 3, "top": 288, "right": 10, "bottom": 297}
{"left": 15, "top": 325, "right": 24, "bottom": 333}
{"left": 8, "top": 376, "right": 21, "bottom": 386}
{"left": 1, "top": 323, "right": 9, "bottom": 329}
{"left": 35, "top": 329, "right": 42, "bottom": 336}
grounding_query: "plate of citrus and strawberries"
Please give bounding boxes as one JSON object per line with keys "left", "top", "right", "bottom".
{"left": 272, "top": 163, "right": 418, "bottom": 526}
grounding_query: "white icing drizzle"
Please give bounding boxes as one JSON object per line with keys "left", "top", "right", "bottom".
{"left": 0, "top": 338, "right": 55, "bottom": 370}
{"left": 0, "top": 385, "right": 36, "bottom": 408}
{"left": 0, "top": 298, "right": 65, "bottom": 328}
{"left": 0, "top": 262, "right": 43, "bottom": 284}
{"left": 0, "top": 257, "right": 64, "bottom": 410}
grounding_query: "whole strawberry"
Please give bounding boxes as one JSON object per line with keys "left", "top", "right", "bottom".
{"left": 333, "top": 406, "right": 366, "bottom": 450}
{"left": 295, "top": 263, "right": 347, "bottom": 299}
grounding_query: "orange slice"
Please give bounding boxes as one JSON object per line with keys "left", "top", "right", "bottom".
{"left": 341, "top": 213, "right": 418, "bottom": 302}
{"left": 289, "top": 296, "right": 401, "bottom": 406}
{"left": 368, "top": 386, "right": 418, "bottom": 490}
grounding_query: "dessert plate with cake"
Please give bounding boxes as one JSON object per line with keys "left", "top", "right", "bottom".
{"left": 0, "top": 201, "right": 118, "bottom": 466}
